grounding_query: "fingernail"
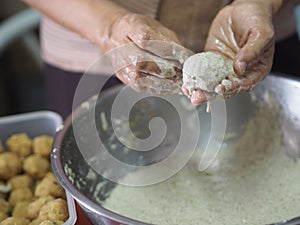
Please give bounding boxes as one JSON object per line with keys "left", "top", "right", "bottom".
{"left": 237, "top": 61, "right": 247, "bottom": 75}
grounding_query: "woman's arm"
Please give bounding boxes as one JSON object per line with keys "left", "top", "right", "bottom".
{"left": 23, "top": 0, "right": 190, "bottom": 95}
{"left": 22, "top": 0, "right": 129, "bottom": 50}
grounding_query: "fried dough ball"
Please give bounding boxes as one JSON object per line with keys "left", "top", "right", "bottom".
{"left": 28, "top": 219, "right": 42, "bottom": 225}
{"left": 0, "top": 213, "right": 8, "bottom": 223}
{"left": 6, "top": 133, "right": 32, "bottom": 157}
{"left": 40, "top": 220, "right": 65, "bottom": 225}
{"left": 28, "top": 196, "right": 54, "bottom": 219}
{"left": 12, "top": 201, "right": 29, "bottom": 217}
{"left": 0, "top": 199, "right": 9, "bottom": 214}
{"left": 8, "top": 174, "right": 33, "bottom": 190}
{"left": 0, "top": 140, "right": 3, "bottom": 153}
{"left": 39, "top": 198, "right": 69, "bottom": 221}
{"left": 0, "top": 217, "right": 30, "bottom": 225}
{"left": 23, "top": 154, "right": 50, "bottom": 179}
{"left": 0, "top": 152, "right": 22, "bottom": 179}
{"left": 8, "top": 187, "right": 33, "bottom": 206}
{"left": 35, "top": 173, "right": 65, "bottom": 199}
{"left": 33, "top": 136, "right": 53, "bottom": 158}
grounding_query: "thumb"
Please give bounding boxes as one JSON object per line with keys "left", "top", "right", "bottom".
{"left": 234, "top": 26, "right": 274, "bottom": 75}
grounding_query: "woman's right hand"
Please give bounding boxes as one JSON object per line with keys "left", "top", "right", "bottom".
{"left": 104, "top": 13, "right": 192, "bottom": 95}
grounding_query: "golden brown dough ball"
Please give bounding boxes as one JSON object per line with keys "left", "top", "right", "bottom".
{"left": 0, "top": 140, "right": 4, "bottom": 153}
{"left": 0, "top": 213, "right": 8, "bottom": 223}
{"left": 0, "top": 152, "right": 22, "bottom": 179}
{"left": 0, "top": 199, "right": 9, "bottom": 214}
{"left": 0, "top": 217, "right": 30, "bottom": 225}
{"left": 12, "top": 201, "right": 29, "bottom": 217}
{"left": 35, "top": 173, "right": 65, "bottom": 199}
{"left": 33, "top": 135, "right": 53, "bottom": 158}
{"left": 8, "top": 187, "right": 33, "bottom": 206}
{"left": 40, "top": 220, "right": 65, "bottom": 225}
{"left": 8, "top": 174, "right": 33, "bottom": 190}
{"left": 28, "top": 219, "right": 42, "bottom": 225}
{"left": 38, "top": 198, "right": 69, "bottom": 221}
{"left": 27, "top": 196, "right": 54, "bottom": 219}
{"left": 23, "top": 154, "right": 50, "bottom": 179}
{"left": 6, "top": 133, "right": 32, "bottom": 157}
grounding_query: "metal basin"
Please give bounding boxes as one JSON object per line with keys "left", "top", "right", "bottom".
{"left": 52, "top": 73, "right": 300, "bottom": 225}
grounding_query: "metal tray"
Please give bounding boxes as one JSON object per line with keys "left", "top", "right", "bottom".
{"left": 0, "top": 111, "right": 77, "bottom": 225}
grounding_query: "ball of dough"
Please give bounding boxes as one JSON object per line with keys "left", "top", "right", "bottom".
{"left": 23, "top": 154, "right": 50, "bottom": 179}
{"left": 28, "top": 219, "right": 42, "bottom": 225}
{"left": 0, "top": 212, "right": 8, "bottom": 223}
{"left": 40, "top": 220, "right": 65, "bottom": 225}
{"left": 12, "top": 201, "right": 29, "bottom": 218}
{"left": 8, "top": 187, "right": 33, "bottom": 206}
{"left": 33, "top": 136, "right": 53, "bottom": 158}
{"left": 6, "top": 133, "right": 32, "bottom": 157}
{"left": 0, "top": 199, "right": 9, "bottom": 214}
{"left": 0, "top": 217, "right": 30, "bottom": 225}
{"left": 27, "top": 196, "right": 54, "bottom": 219}
{"left": 183, "top": 52, "right": 234, "bottom": 93}
{"left": 34, "top": 173, "right": 65, "bottom": 199}
{"left": 0, "top": 140, "right": 4, "bottom": 153}
{"left": 39, "top": 198, "right": 69, "bottom": 221}
{"left": 8, "top": 174, "right": 33, "bottom": 190}
{"left": 0, "top": 152, "right": 22, "bottom": 179}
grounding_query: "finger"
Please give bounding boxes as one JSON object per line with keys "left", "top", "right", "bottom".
{"left": 190, "top": 90, "right": 207, "bottom": 105}
{"left": 110, "top": 44, "right": 179, "bottom": 81}
{"left": 128, "top": 23, "right": 193, "bottom": 62}
{"left": 233, "top": 24, "right": 274, "bottom": 76}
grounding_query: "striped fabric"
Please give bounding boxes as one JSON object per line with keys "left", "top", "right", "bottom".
{"left": 114, "top": 0, "right": 161, "bottom": 18}
{"left": 41, "top": 0, "right": 230, "bottom": 73}
{"left": 41, "top": 0, "right": 161, "bottom": 73}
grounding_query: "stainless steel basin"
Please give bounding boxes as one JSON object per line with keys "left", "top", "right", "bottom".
{"left": 52, "top": 73, "right": 300, "bottom": 225}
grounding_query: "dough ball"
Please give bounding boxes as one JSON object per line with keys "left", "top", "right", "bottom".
{"left": 6, "top": 133, "right": 32, "bottom": 157}
{"left": 8, "top": 187, "right": 33, "bottom": 206}
{"left": 8, "top": 174, "right": 33, "bottom": 190}
{"left": 0, "top": 199, "right": 9, "bottom": 214}
{"left": 0, "top": 140, "right": 4, "bottom": 153}
{"left": 0, "top": 152, "right": 22, "bottom": 179}
{"left": 0, "top": 217, "right": 30, "bottom": 225}
{"left": 34, "top": 173, "right": 65, "bottom": 199}
{"left": 0, "top": 213, "right": 8, "bottom": 223}
{"left": 12, "top": 201, "right": 29, "bottom": 218}
{"left": 183, "top": 52, "right": 234, "bottom": 92}
{"left": 28, "top": 219, "right": 42, "bottom": 225}
{"left": 39, "top": 198, "right": 69, "bottom": 221}
{"left": 33, "top": 136, "right": 53, "bottom": 158}
{"left": 28, "top": 196, "right": 54, "bottom": 219}
{"left": 23, "top": 154, "right": 50, "bottom": 179}
{"left": 40, "top": 220, "right": 65, "bottom": 225}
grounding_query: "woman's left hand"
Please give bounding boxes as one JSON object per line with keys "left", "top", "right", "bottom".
{"left": 189, "top": 0, "right": 276, "bottom": 104}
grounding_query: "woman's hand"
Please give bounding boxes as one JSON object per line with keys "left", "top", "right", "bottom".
{"left": 105, "top": 13, "right": 192, "bottom": 95}
{"left": 188, "top": 0, "right": 277, "bottom": 104}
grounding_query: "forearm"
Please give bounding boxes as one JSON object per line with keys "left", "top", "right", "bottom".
{"left": 22, "top": 0, "right": 129, "bottom": 50}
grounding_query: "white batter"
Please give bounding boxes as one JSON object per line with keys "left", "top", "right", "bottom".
{"left": 103, "top": 105, "right": 300, "bottom": 225}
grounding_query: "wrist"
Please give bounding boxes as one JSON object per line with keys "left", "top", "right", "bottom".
{"left": 87, "top": 1, "right": 129, "bottom": 51}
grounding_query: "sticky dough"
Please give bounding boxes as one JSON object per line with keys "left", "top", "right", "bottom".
{"left": 182, "top": 52, "right": 234, "bottom": 93}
